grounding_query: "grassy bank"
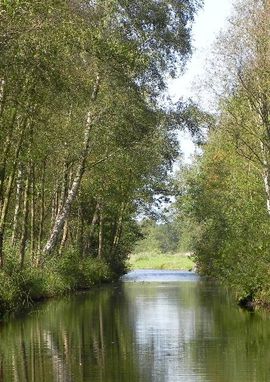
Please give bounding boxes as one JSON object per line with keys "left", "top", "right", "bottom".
{"left": 129, "top": 252, "right": 195, "bottom": 270}
{"left": 0, "top": 251, "right": 118, "bottom": 319}
{"left": 0, "top": 250, "right": 195, "bottom": 318}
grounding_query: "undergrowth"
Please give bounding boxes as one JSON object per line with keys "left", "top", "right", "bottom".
{"left": 0, "top": 250, "right": 116, "bottom": 318}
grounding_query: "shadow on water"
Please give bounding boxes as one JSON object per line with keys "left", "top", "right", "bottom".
{"left": 0, "top": 270, "right": 270, "bottom": 381}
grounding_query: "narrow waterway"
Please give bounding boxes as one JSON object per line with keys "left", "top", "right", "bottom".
{"left": 0, "top": 270, "right": 270, "bottom": 381}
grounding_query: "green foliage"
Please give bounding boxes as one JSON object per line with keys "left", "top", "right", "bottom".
{"left": 176, "top": 126, "right": 270, "bottom": 303}
{"left": 171, "top": 1, "right": 270, "bottom": 307}
{"left": 0, "top": 0, "right": 201, "bottom": 314}
{"left": 134, "top": 219, "right": 181, "bottom": 254}
{"left": 77, "top": 258, "right": 113, "bottom": 288}
{"left": 0, "top": 271, "right": 18, "bottom": 313}
{"left": 0, "top": 251, "right": 116, "bottom": 318}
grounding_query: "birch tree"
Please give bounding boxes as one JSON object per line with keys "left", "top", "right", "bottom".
{"left": 0, "top": 0, "right": 201, "bottom": 269}
{"left": 207, "top": 0, "right": 270, "bottom": 214}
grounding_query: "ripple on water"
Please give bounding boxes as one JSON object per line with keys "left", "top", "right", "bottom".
{"left": 121, "top": 269, "right": 200, "bottom": 283}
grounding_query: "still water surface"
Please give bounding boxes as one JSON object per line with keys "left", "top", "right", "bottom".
{"left": 1, "top": 270, "right": 270, "bottom": 381}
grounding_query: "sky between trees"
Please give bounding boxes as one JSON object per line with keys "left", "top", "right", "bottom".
{"left": 170, "top": 0, "right": 234, "bottom": 164}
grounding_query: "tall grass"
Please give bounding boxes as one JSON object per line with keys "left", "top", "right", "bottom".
{"left": 0, "top": 250, "right": 115, "bottom": 318}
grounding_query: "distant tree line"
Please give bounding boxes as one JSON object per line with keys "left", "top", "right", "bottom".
{"left": 134, "top": 219, "right": 181, "bottom": 254}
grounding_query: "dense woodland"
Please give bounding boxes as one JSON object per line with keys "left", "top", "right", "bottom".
{"left": 2, "top": 0, "right": 270, "bottom": 314}
{"left": 176, "top": 0, "right": 270, "bottom": 306}
{"left": 0, "top": 0, "right": 202, "bottom": 314}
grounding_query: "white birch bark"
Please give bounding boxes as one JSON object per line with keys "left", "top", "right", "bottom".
{"left": 0, "top": 124, "right": 26, "bottom": 266}
{"left": 43, "top": 75, "right": 100, "bottom": 255}
{"left": 260, "top": 141, "right": 270, "bottom": 215}
{"left": 59, "top": 220, "right": 69, "bottom": 255}
{"left": 0, "top": 79, "right": 5, "bottom": 117}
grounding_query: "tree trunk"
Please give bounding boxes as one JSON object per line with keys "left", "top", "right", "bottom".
{"left": 86, "top": 201, "right": 100, "bottom": 255}
{"left": 59, "top": 220, "right": 69, "bottom": 255}
{"left": 11, "top": 164, "right": 23, "bottom": 245}
{"left": 111, "top": 202, "right": 127, "bottom": 254}
{"left": 42, "top": 75, "right": 100, "bottom": 256}
{"left": 0, "top": 232, "right": 3, "bottom": 268}
{"left": 0, "top": 108, "right": 18, "bottom": 213}
{"left": 58, "top": 160, "right": 69, "bottom": 212}
{"left": 43, "top": 135, "right": 90, "bottom": 255}
{"left": 77, "top": 203, "right": 85, "bottom": 254}
{"left": 57, "top": 162, "right": 70, "bottom": 256}
{"left": 51, "top": 188, "right": 58, "bottom": 230}
{"left": 0, "top": 120, "right": 27, "bottom": 266}
{"left": 37, "top": 160, "right": 46, "bottom": 255}
{"left": 30, "top": 162, "right": 35, "bottom": 261}
{"left": 0, "top": 79, "right": 5, "bottom": 119}
{"left": 260, "top": 141, "right": 270, "bottom": 215}
{"left": 19, "top": 168, "right": 30, "bottom": 269}
{"left": 98, "top": 203, "right": 104, "bottom": 259}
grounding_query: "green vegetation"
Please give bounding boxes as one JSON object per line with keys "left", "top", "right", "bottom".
{"left": 0, "top": 0, "right": 201, "bottom": 315}
{"left": 129, "top": 252, "right": 195, "bottom": 270}
{"left": 134, "top": 219, "right": 181, "bottom": 254}
{"left": 129, "top": 219, "right": 195, "bottom": 270}
{"left": 175, "top": 0, "right": 270, "bottom": 307}
{"left": 0, "top": 250, "right": 114, "bottom": 316}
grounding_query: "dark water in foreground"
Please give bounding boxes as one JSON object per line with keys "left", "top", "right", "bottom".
{"left": 1, "top": 270, "right": 270, "bottom": 381}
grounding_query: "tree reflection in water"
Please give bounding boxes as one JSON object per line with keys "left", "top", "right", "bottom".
{"left": 0, "top": 271, "right": 270, "bottom": 382}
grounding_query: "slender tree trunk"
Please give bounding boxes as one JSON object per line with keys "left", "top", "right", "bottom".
{"left": 77, "top": 203, "right": 85, "bottom": 254}
{"left": 43, "top": 140, "right": 90, "bottom": 255}
{"left": 11, "top": 164, "right": 23, "bottom": 245}
{"left": 58, "top": 161, "right": 69, "bottom": 212}
{"left": 19, "top": 168, "right": 30, "bottom": 268}
{"left": 37, "top": 159, "right": 46, "bottom": 255}
{"left": 43, "top": 75, "right": 100, "bottom": 256}
{"left": 30, "top": 162, "right": 35, "bottom": 261}
{"left": 0, "top": 173, "right": 16, "bottom": 267}
{"left": 0, "top": 108, "right": 18, "bottom": 211}
{"left": 0, "top": 78, "right": 6, "bottom": 119}
{"left": 86, "top": 201, "right": 100, "bottom": 255}
{"left": 51, "top": 189, "right": 58, "bottom": 229}
{"left": 111, "top": 202, "right": 127, "bottom": 253}
{"left": 0, "top": 233, "right": 3, "bottom": 268}
{"left": 57, "top": 162, "right": 70, "bottom": 256}
{"left": 43, "top": 151, "right": 85, "bottom": 254}
{"left": 59, "top": 220, "right": 69, "bottom": 255}
{"left": 90, "top": 202, "right": 100, "bottom": 232}
{"left": 0, "top": 119, "right": 27, "bottom": 266}
{"left": 260, "top": 141, "right": 270, "bottom": 215}
{"left": 98, "top": 203, "right": 104, "bottom": 259}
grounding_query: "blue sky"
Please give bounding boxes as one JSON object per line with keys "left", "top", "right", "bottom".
{"left": 169, "top": 0, "right": 234, "bottom": 162}
{"left": 169, "top": 0, "right": 234, "bottom": 101}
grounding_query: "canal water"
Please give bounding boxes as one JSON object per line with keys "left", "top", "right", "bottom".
{"left": 0, "top": 270, "right": 270, "bottom": 381}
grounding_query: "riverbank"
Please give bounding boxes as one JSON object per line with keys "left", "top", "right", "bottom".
{"left": 0, "top": 251, "right": 195, "bottom": 318}
{"left": 0, "top": 252, "right": 120, "bottom": 319}
{"left": 129, "top": 252, "right": 195, "bottom": 270}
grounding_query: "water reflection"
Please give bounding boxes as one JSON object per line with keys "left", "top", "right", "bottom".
{"left": 123, "top": 272, "right": 212, "bottom": 382}
{"left": 0, "top": 271, "right": 270, "bottom": 381}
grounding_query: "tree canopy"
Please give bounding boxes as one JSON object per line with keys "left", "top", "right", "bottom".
{"left": 0, "top": 0, "right": 202, "bottom": 307}
{"left": 175, "top": 0, "right": 270, "bottom": 306}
